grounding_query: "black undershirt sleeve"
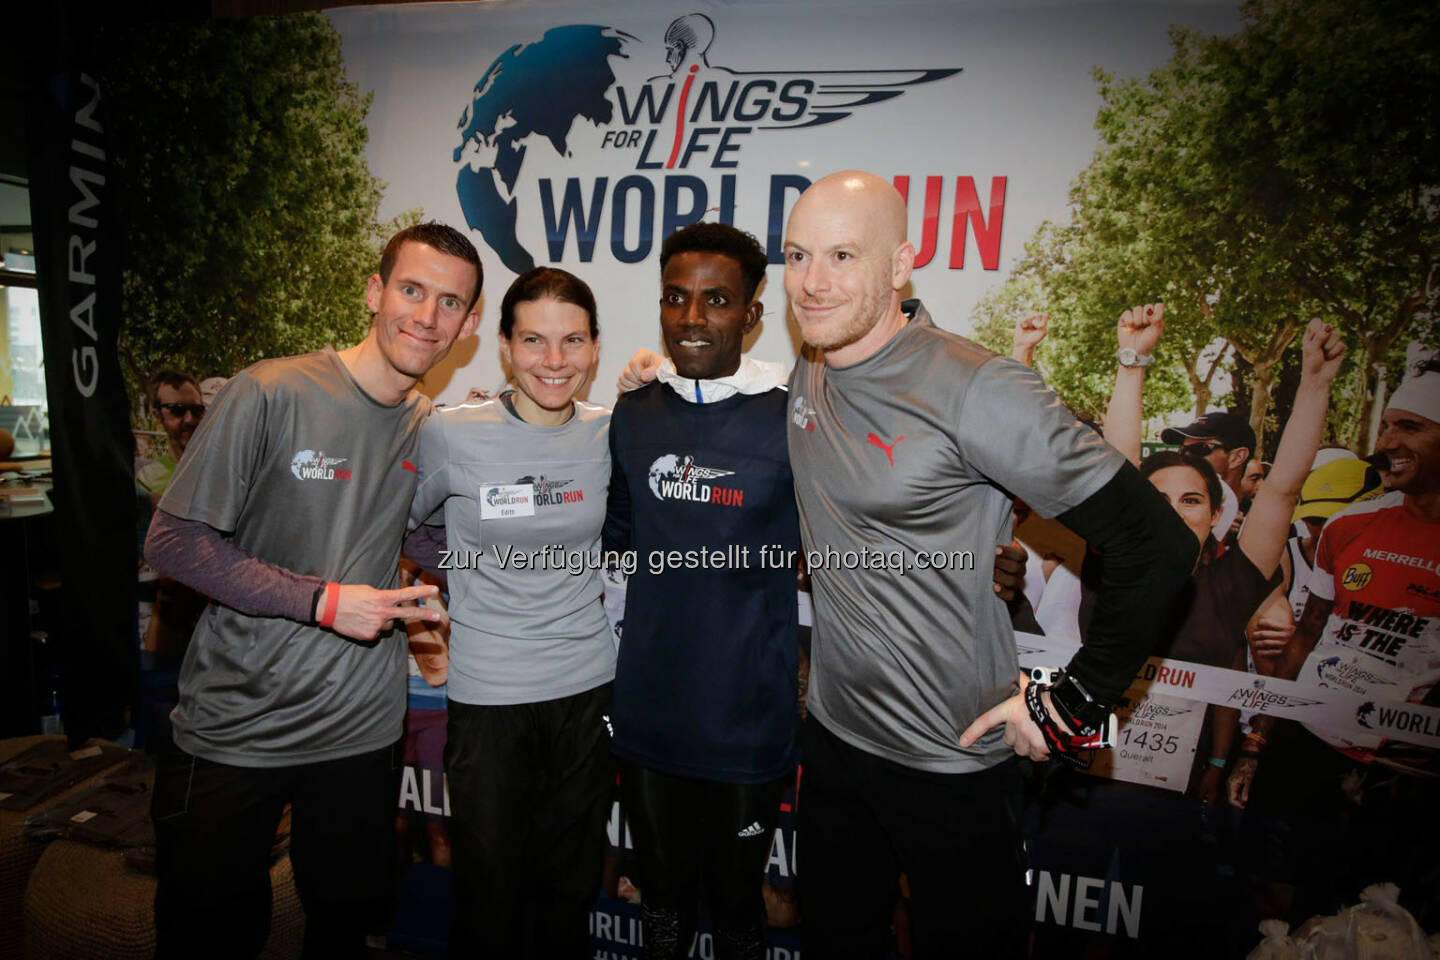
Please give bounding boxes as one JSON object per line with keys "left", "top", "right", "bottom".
{"left": 1054, "top": 461, "right": 1199, "bottom": 706}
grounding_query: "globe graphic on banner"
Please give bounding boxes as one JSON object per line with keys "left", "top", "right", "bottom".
{"left": 453, "top": 25, "right": 632, "bottom": 274}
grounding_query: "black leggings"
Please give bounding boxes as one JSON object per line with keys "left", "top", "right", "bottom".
{"left": 617, "top": 758, "right": 787, "bottom": 960}
{"left": 445, "top": 685, "right": 615, "bottom": 958}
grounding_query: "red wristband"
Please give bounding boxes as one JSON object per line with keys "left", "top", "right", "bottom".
{"left": 319, "top": 582, "right": 340, "bottom": 629}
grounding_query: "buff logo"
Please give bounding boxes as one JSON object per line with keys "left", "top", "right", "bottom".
{"left": 647, "top": 453, "right": 743, "bottom": 507}
{"left": 451, "top": 14, "right": 1000, "bottom": 275}
{"left": 290, "top": 449, "right": 350, "bottom": 481}
{"left": 1342, "top": 562, "right": 1373, "bottom": 591}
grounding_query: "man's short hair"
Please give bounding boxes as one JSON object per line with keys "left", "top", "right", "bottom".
{"left": 146, "top": 369, "right": 198, "bottom": 415}
{"left": 659, "top": 222, "right": 769, "bottom": 302}
{"left": 379, "top": 222, "right": 484, "bottom": 309}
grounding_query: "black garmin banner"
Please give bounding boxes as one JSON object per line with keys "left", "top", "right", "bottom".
{"left": 26, "top": 16, "right": 137, "bottom": 741}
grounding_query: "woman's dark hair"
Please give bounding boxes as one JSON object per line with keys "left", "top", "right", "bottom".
{"left": 498, "top": 267, "right": 599, "bottom": 339}
{"left": 1140, "top": 449, "right": 1223, "bottom": 564}
{"left": 1140, "top": 449, "right": 1224, "bottom": 513}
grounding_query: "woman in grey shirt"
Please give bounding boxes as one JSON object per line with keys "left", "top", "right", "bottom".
{"left": 407, "top": 268, "right": 614, "bottom": 957}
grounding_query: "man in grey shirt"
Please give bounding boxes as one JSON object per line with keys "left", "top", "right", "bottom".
{"left": 143, "top": 222, "right": 481, "bottom": 959}
{"left": 782, "top": 172, "right": 1196, "bottom": 957}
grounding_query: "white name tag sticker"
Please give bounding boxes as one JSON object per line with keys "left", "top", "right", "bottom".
{"left": 480, "top": 483, "right": 535, "bottom": 520}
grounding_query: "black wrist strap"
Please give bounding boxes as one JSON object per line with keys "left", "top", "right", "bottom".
{"left": 309, "top": 583, "right": 327, "bottom": 625}
{"left": 1024, "top": 673, "right": 1117, "bottom": 770}
{"left": 1049, "top": 671, "right": 1111, "bottom": 738}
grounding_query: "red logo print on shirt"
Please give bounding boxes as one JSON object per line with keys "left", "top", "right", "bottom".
{"left": 866, "top": 432, "right": 904, "bottom": 466}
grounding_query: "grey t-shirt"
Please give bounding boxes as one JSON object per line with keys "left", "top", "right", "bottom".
{"left": 408, "top": 395, "right": 615, "bottom": 705}
{"left": 787, "top": 301, "right": 1124, "bottom": 773}
{"left": 160, "top": 348, "right": 431, "bottom": 767}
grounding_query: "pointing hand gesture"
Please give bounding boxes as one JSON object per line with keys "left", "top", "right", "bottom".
{"left": 958, "top": 671, "right": 1053, "bottom": 761}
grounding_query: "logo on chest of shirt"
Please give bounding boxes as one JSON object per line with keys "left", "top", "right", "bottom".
{"left": 791, "top": 395, "right": 816, "bottom": 433}
{"left": 647, "top": 454, "right": 743, "bottom": 507}
{"left": 1361, "top": 548, "right": 1440, "bottom": 577}
{"left": 865, "top": 432, "right": 905, "bottom": 467}
{"left": 1341, "top": 562, "right": 1374, "bottom": 591}
{"left": 517, "top": 474, "right": 585, "bottom": 508}
{"left": 1407, "top": 582, "right": 1440, "bottom": 603}
{"left": 290, "top": 449, "right": 351, "bottom": 481}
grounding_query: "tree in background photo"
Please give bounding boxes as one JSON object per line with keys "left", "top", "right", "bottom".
{"left": 973, "top": 0, "right": 1439, "bottom": 457}
{"left": 98, "top": 14, "right": 404, "bottom": 414}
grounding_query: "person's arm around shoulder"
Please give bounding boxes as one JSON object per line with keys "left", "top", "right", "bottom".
{"left": 603, "top": 398, "right": 635, "bottom": 555}
{"left": 617, "top": 348, "right": 665, "bottom": 393}
{"left": 408, "top": 407, "right": 456, "bottom": 535}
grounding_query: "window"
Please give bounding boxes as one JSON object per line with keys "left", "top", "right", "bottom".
{"left": 0, "top": 177, "right": 45, "bottom": 456}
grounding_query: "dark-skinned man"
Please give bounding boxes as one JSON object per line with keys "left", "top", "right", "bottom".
{"left": 611, "top": 221, "right": 1034, "bottom": 960}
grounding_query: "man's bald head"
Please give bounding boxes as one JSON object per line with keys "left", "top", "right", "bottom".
{"left": 783, "top": 170, "right": 915, "bottom": 366}
{"left": 793, "top": 171, "right": 909, "bottom": 248}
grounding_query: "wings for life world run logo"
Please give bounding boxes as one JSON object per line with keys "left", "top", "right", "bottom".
{"left": 452, "top": 14, "right": 1004, "bottom": 274}
{"left": 518, "top": 474, "right": 585, "bottom": 507}
{"left": 648, "top": 453, "right": 743, "bottom": 507}
{"left": 291, "top": 450, "right": 350, "bottom": 481}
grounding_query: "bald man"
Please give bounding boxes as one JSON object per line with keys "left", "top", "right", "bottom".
{"left": 782, "top": 172, "right": 1196, "bottom": 957}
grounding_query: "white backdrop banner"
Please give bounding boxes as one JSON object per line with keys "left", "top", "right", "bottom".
{"left": 329, "top": 0, "right": 1239, "bottom": 406}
